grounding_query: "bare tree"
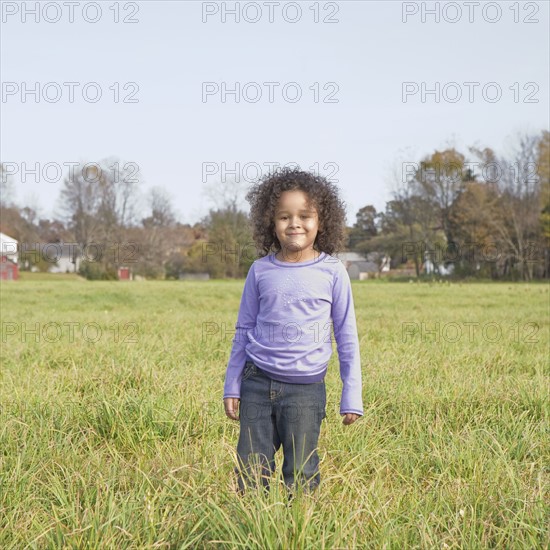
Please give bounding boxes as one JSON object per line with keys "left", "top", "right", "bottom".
{"left": 58, "top": 164, "right": 102, "bottom": 247}
{"left": 134, "top": 186, "right": 178, "bottom": 278}
{"left": 489, "top": 134, "right": 541, "bottom": 280}
{"left": 147, "top": 186, "right": 176, "bottom": 228}
{"left": 203, "top": 173, "right": 249, "bottom": 212}
{"left": 58, "top": 158, "right": 141, "bottom": 247}
{"left": 57, "top": 158, "right": 142, "bottom": 278}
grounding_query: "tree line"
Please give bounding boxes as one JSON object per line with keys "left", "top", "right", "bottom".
{"left": 349, "top": 130, "right": 549, "bottom": 281}
{"left": 1, "top": 130, "right": 548, "bottom": 281}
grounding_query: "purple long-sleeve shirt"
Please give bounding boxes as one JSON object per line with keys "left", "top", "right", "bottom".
{"left": 223, "top": 251, "right": 363, "bottom": 415}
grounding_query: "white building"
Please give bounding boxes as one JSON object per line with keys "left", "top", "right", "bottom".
{"left": 40, "top": 243, "right": 81, "bottom": 273}
{"left": 0, "top": 232, "right": 18, "bottom": 263}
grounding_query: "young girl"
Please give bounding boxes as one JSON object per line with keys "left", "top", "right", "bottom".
{"left": 223, "top": 167, "right": 363, "bottom": 498}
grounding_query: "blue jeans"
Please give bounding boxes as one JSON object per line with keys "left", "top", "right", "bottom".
{"left": 234, "top": 359, "right": 326, "bottom": 496}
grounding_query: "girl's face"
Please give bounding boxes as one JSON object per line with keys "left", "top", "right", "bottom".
{"left": 273, "top": 190, "right": 320, "bottom": 261}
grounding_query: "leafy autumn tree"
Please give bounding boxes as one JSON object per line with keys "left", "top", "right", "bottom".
{"left": 379, "top": 159, "right": 444, "bottom": 276}
{"left": 449, "top": 179, "right": 501, "bottom": 277}
{"left": 411, "top": 148, "right": 471, "bottom": 246}
{"left": 200, "top": 205, "right": 253, "bottom": 278}
{"left": 374, "top": 195, "right": 442, "bottom": 276}
{"left": 347, "top": 205, "right": 378, "bottom": 250}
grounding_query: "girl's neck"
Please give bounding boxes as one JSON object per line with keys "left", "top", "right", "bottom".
{"left": 275, "top": 248, "right": 322, "bottom": 263}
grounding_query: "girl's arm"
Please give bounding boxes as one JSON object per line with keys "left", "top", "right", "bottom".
{"left": 331, "top": 261, "right": 364, "bottom": 417}
{"left": 223, "top": 263, "right": 260, "bottom": 400}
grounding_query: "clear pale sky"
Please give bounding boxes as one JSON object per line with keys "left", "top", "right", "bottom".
{"left": 1, "top": 1, "right": 549, "bottom": 226}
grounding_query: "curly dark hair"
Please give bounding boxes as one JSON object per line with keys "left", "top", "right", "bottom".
{"left": 246, "top": 167, "right": 348, "bottom": 257}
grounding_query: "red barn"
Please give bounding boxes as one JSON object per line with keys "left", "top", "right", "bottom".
{"left": 118, "top": 267, "right": 131, "bottom": 280}
{"left": 0, "top": 256, "right": 19, "bottom": 280}
{"left": 0, "top": 232, "right": 19, "bottom": 280}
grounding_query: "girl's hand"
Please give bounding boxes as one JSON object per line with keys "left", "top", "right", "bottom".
{"left": 342, "top": 413, "right": 360, "bottom": 425}
{"left": 224, "top": 397, "right": 240, "bottom": 421}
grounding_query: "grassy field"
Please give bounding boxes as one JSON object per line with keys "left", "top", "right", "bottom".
{"left": 0, "top": 274, "right": 548, "bottom": 549}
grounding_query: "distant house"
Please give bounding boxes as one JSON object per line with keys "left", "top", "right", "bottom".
{"left": 0, "top": 232, "right": 19, "bottom": 280}
{"left": 334, "top": 252, "right": 367, "bottom": 269}
{"left": 39, "top": 243, "right": 81, "bottom": 273}
{"left": 335, "top": 251, "right": 392, "bottom": 280}
{"left": 347, "top": 261, "right": 380, "bottom": 280}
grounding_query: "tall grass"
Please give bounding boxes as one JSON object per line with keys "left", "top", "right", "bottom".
{"left": 0, "top": 276, "right": 548, "bottom": 548}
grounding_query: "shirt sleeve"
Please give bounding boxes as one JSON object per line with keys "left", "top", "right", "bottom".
{"left": 331, "top": 262, "right": 364, "bottom": 416}
{"left": 223, "top": 262, "right": 260, "bottom": 400}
